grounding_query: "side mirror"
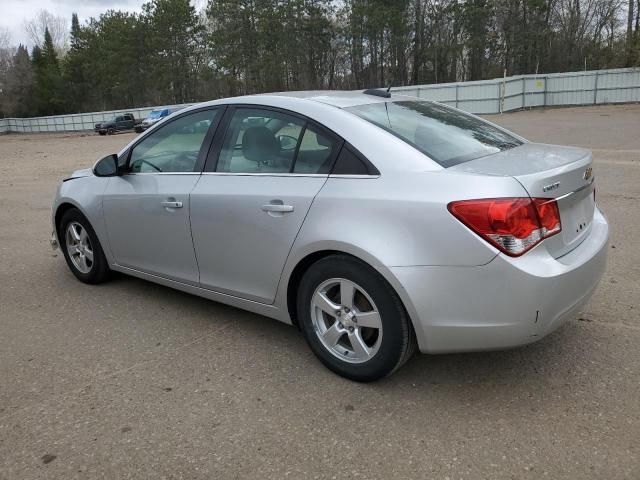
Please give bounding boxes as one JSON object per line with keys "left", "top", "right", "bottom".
{"left": 93, "top": 154, "right": 119, "bottom": 177}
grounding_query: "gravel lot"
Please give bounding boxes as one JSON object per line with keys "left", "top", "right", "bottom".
{"left": 0, "top": 104, "right": 638, "bottom": 479}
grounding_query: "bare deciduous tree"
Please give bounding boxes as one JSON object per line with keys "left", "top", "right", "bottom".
{"left": 24, "top": 10, "right": 69, "bottom": 55}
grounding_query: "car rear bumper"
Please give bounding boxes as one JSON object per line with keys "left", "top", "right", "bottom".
{"left": 391, "top": 207, "right": 609, "bottom": 353}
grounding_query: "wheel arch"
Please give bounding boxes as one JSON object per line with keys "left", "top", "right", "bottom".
{"left": 53, "top": 199, "right": 113, "bottom": 265}
{"left": 54, "top": 201, "right": 84, "bottom": 244}
{"left": 283, "top": 246, "right": 423, "bottom": 348}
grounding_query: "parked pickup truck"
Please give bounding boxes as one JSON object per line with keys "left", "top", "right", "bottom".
{"left": 134, "top": 108, "right": 177, "bottom": 133}
{"left": 94, "top": 113, "right": 141, "bottom": 135}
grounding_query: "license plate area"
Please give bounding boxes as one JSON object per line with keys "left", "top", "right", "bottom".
{"left": 544, "top": 183, "right": 595, "bottom": 258}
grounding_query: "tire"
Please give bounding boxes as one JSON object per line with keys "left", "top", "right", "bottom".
{"left": 297, "top": 255, "right": 416, "bottom": 382}
{"left": 107, "top": 128, "right": 116, "bottom": 135}
{"left": 98, "top": 131, "right": 106, "bottom": 136}
{"left": 59, "top": 208, "right": 111, "bottom": 284}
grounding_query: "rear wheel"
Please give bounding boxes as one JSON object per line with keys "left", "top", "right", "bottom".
{"left": 297, "top": 255, "right": 416, "bottom": 382}
{"left": 59, "top": 208, "right": 111, "bottom": 284}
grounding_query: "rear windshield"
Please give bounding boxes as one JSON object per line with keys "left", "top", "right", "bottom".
{"left": 345, "top": 100, "right": 523, "bottom": 167}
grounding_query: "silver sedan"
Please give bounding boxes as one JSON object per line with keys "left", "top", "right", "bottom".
{"left": 51, "top": 91, "right": 608, "bottom": 381}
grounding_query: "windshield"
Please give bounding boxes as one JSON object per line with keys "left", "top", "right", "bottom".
{"left": 148, "top": 110, "right": 164, "bottom": 119}
{"left": 345, "top": 101, "right": 523, "bottom": 167}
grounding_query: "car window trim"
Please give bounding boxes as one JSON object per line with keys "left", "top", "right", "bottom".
{"left": 122, "top": 105, "right": 225, "bottom": 174}
{"left": 203, "top": 104, "right": 344, "bottom": 175}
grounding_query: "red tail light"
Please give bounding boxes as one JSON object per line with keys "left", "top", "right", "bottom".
{"left": 448, "top": 198, "right": 561, "bottom": 257}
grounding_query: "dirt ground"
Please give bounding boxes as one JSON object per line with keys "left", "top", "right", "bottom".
{"left": 0, "top": 104, "right": 639, "bottom": 479}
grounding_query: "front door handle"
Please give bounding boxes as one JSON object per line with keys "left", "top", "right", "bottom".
{"left": 161, "top": 200, "right": 183, "bottom": 209}
{"left": 261, "top": 204, "right": 294, "bottom": 213}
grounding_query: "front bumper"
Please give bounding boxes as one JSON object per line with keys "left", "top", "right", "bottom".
{"left": 392, "top": 207, "right": 609, "bottom": 353}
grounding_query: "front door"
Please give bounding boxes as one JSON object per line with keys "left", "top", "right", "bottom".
{"left": 190, "top": 107, "right": 340, "bottom": 303}
{"left": 102, "top": 108, "right": 221, "bottom": 285}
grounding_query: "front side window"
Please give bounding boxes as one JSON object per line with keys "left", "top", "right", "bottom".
{"left": 129, "top": 109, "right": 218, "bottom": 173}
{"left": 345, "top": 101, "right": 523, "bottom": 167}
{"left": 216, "top": 109, "right": 305, "bottom": 173}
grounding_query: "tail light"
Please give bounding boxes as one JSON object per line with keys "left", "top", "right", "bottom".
{"left": 448, "top": 197, "right": 561, "bottom": 257}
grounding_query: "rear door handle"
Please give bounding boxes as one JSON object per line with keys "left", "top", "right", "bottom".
{"left": 161, "top": 201, "right": 183, "bottom": 209}
{"left": 262, "top": 204, "right": 294, "bottom": 213}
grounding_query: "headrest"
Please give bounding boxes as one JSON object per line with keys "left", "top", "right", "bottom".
{"left": 242, "top": 126, "right": 279, "bottom": 162}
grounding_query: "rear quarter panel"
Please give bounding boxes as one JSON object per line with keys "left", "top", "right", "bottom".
{"left": 289, "top": 170, "right": 529, "bottom": 268}
{"left": 275, "top": 169, "right": 530, "bottom": 323}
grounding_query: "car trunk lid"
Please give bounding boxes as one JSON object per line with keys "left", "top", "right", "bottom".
{"left": 450, "top": 143, "right": 596, "bottom": 258}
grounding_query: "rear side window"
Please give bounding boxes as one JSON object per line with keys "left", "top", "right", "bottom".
{"left": 293, "top": 126, "right": 339, "bottom": 174}
{"left": 215, "top": 108, "right": 340, "bottom": 174}
{"left": 216, "top": 108, "right": 305, "bottom": 173}
{"left": 345, "top": 101, "right": 522, "bottom": 167}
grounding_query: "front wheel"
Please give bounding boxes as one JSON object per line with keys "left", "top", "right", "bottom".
{"left": 59, "top": 208, "right": 111, "bottom": 284}
{"left": 297, "top": 255, "right": 416, "bottom": 382}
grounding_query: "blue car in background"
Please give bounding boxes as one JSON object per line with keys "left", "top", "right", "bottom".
{"left": 135, "top": 108, "right": 176, "bottom": 133}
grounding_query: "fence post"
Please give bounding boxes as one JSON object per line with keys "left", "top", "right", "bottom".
{"left": 455, "top": 84, "right": 459, "bottom": 109}
{"left": 522, "top": 77, "right": 526, "bottom": 109}
{"left": 593, "top": 71, "right": 599, "bottom": 105}
{"left": 543, "top": 75, "right": 548, "bottom": 107}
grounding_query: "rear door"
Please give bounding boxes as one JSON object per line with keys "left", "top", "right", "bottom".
{"left": 189, "top": 106, "right": 341, "bottom": 303}
{"left": 102, "top": 108, "right": 221, "bottom": 284}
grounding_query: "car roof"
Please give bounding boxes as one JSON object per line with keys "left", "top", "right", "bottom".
{"left": 196, "top": 90, "right": 420, "bottom": 109}
{"left": 265, "top": 90, "right": 397, "bottom": 108}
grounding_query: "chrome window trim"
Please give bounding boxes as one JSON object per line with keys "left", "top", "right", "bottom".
{"left": 200, "top": 172, "right": 328, "bottom": 178}
{"left": 123, "top": 172, "right": 202, "bottom": 176}
{"left": 329, "top": 174, "right": 380, "bottom": 179}
{"left": 198, "top": 172, "right": 380, "bottom": 178}
{"left": 120, "top": 172, "right": 381, "bottom": 178}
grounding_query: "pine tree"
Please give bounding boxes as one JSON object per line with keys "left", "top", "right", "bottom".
{"left": 32, "top": 28, "right": 64, "bottom": 115}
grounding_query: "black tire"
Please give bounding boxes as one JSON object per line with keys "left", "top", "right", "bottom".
{"left": 107, "top": 128, "right": 116, "bottom": 135}
{"left": 297, "top": 255, "right": 416, "bottom": 382}
{"left": 59, "top": 208, "right": 111, "bottom": 284}
{"left": 98, "top": 131, "right": 106, "bottom": 136}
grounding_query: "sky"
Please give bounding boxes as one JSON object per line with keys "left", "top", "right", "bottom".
{"left": 1, "top": 0, "right": 206, "bottom": 48}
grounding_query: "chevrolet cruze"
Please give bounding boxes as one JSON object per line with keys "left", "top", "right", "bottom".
{"left": 51, "top": 91, "right": 608, "bottom": 381}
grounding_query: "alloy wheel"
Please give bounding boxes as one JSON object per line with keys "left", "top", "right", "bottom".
{"left": 65, "top": 221, "right": 94, "bottom": 274}
{"left": 310, "top": 278, "right": 383, "bottom": 364}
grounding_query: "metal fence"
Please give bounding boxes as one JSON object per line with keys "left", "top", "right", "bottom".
{"left": 1, "top": 67, "right": 639, "bottom": 133}
{"left": 0, "top": 104, "right": 193, "bottom": 134}
{"left": 391, "top": 67, "right": 640, "bottom": 114}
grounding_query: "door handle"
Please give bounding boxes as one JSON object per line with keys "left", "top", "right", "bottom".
{"left": 161, "top": 200, "right": 183, "bottom": 209}
{"left": 261, "top": 204, "right": 294, "bottom": 213}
